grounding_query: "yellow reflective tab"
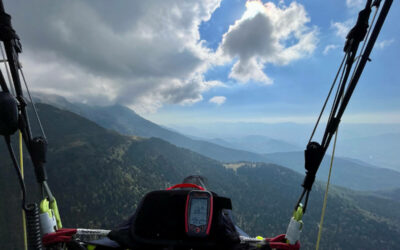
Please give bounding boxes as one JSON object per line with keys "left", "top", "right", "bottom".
{"left": 49, "top": 198, "right": 62, "bottom": 229}
{"left": 87, "top": 245, "right": 96, "bottom": 250}
{"left": 40, "top": 198, "right": 52, "bottom": 218}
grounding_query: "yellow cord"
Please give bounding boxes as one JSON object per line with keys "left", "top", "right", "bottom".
{"left": 19, "top": 132, "right": 28, "bottom": 250}
{"left": 315, "top": 129, "right": 339, "bottom": 250}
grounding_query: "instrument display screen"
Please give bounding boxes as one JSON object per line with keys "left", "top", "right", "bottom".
{"left": 189, "top": 198, "right": 208, "bottom": 226}
{"left": 185, "top": 190, "right": 213, "bottom": 237}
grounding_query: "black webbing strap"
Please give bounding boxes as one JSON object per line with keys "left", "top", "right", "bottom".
{"left": 0, "top": 10, "right": 19, "bottom": 42}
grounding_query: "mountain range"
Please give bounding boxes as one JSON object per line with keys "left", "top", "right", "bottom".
{"left": 34, "top": 93, "right": 268, "bottom": 163}
{"left": 0, "top": 103, "right": 400, "bottom": 250}
{"left": 33, "top": 93, "right": 400, "bottom": 192}
{"left": 169, "top": 122, "right": 400, "bottom": 171}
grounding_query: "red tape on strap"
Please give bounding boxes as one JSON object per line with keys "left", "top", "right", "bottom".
{"left": 265, "top": 234, "right": 301, "bottom": 250}
{"left": 166, "top": 183, "right": 205, "bottom": 190}
{"left": 42, "top": 228, "right": 77, "bottom": 246}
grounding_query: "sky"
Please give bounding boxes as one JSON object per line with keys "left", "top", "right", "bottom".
{"left": 2, "top": 0, "right": 400, "bottom": 126}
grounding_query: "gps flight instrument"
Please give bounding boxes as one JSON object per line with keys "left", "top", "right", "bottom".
{"left": 185, "top": 190, "right": 213, "bottom": 237}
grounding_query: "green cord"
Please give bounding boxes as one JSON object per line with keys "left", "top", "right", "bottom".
{"left": 316, "top": 128, "right": 339, "bottom": 250}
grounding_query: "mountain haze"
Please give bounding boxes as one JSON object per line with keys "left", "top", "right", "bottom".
{"left": 265, "top": 151, "right": 400, "bottom": 191}
{"left": 171, "top": 122, "right": 400, "bottom": 171}
{"left": 209, "top": 135, "right": 301, "bottom": 154}
{"left": 336, "top": 133, "right": 400, "bottom": 171}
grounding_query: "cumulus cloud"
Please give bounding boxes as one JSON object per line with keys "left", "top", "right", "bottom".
{"left": 331, "top": 20, "right": 353, "bottom": 39}
{"left": 216, "top": 0, "right": 317, "bottom": 84}
{"left": 209, "top": 96, "right": 226, "bottom": 105}
{"left": 5, "top": 0, "right": 221, "bottom": 113}
{"left": 4, "top": 0, "right": 318, "bottom": 112}
{"left": 323, "top": 44, "right": 339, "bottom": 55}
{"left": 346, "top": 0, "right": 364, "bottom": 9}
{"left": 376, "top": 39, "right": 395, "bottom": 49}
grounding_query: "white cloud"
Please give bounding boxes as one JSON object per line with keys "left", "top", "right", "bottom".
{"left": 216, "top": 0, "right": 317, "bottom": 84}
{"left": 323, "top": 44, "right": 339, "bottom": 55}
{"left": 6, "top": 0, "right": 221, "bottom": 113}
{"left": 6, "top": 0, "right": 318, "bottom": 112}
{"left": 346, "top": 0, "right": 364, "bottom": 9}
{"left": 209, "top": 96, "right": 226, "bottom": 105}
{"left": 229, "top": 58, "right": 272, "bottom": 84}
{"left": 376, "top": 39, "right": 395, "bottom": 49}
{"left": 331, "top": 19, "right": 353, "bottom": 39}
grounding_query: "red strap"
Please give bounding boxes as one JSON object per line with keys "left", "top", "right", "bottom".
{"left": 265, "top": 234, "right": 300, "bottom": 250}
{"left": 166, "top": 183, "right": 204, "bottom": 190}
{"left": 42, "top": 228, "right": 77, "bottom": 246}
{"left": 266, "top": 234, "right": 286, "bottom": 242}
